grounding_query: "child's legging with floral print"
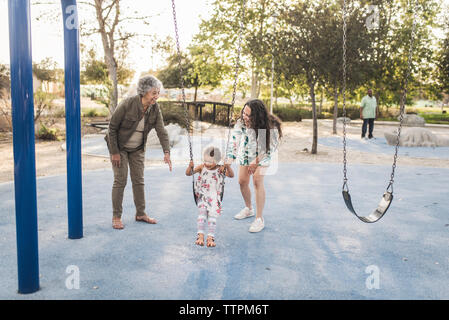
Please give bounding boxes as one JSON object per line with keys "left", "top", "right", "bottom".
{"left": 197, "top": 205, "right": 217, "bottom": 238}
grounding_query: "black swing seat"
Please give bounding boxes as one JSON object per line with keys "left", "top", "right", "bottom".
{"left": 342, "top": 191, "right": 393, "bottom": 223}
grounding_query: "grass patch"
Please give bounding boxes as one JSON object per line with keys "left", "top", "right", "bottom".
{"left": 81, "top": 107, "right": 109, "bottom": 117}
{"left": 419, "top": 113, "right": 449, "bottom": 124}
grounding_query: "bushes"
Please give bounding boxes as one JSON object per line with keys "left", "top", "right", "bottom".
{"left": 34, "top": 90, "right": 55, "bottom": 121}
{"left": 273, "top": 106, "right": 303, "bottom": 121}
{"left": 81, "top": 107, "right": 109, "bottom": 117}
{"left": 157, "top": 101, "right": 189, "bottom": 128}
{"left": 155, "top": 100, "right": 443, "bottom": 124}
{"left": 158, "top": 101, "right": 242, "bottom": 128}
{"left": 36, "top": 123, "right": 60, "bottom": 141}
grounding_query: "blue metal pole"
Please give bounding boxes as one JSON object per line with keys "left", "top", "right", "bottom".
{"left": 61, "top": 0, "right": 83, "bottom": 239}
{"left": 8, "top": 0, "right": 40, "bottom": 294}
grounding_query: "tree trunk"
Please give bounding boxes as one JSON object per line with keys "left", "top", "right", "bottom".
{"left": 289, "top": 95, "right": 294, "bottom": 108}
{"left": 251, "top": 68, "right": 259, "bottom": 99}
{"left": 332, "top": 86, "right": 339, "bottom": 135}
{"left": 275, "top": 87, "right": 278, "bottom": 107}
{"left": 318, "top": 88, "right": 323, "bottom": 115}
{"left": 194, "top": 85, "right": 198, "bottom": 102}
{"left": 107, "top": 57, "right": 119, "bottom": 113}
{"left": 309, "top": 81, "right": 318, "bottom": 154}
{"left": 94, "top": 0, "right": 119, "bottom": 114}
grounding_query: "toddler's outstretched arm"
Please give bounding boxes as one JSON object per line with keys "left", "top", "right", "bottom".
{"left": 186, "top": 160, "right": 203, "bottom": 176}
{"left": 219, "top": 164, "right": 234, "bottom": 178}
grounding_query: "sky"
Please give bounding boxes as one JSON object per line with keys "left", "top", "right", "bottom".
{"left": 1, "top": 0, "right": 448, "bottom": 77}
{"left": 0, "top": 0, "right": 213, "bottom": 76}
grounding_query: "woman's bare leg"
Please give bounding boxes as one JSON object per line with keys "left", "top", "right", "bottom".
{"left": 238, "top": 165, "right": 252, "bottom": 209}
{"left": 253, "top": 167, "right": 266, "bottom": 219}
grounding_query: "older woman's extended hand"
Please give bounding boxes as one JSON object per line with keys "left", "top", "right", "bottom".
{"left": 164, "top": 152, "right": 172, "bottom": 172}
{"left": 111, "top": 153, "right": 120, "bottom": 167}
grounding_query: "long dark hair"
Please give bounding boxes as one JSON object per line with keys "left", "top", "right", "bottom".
{"left": 240, "top": 99, "right": 283, "bottom": 153}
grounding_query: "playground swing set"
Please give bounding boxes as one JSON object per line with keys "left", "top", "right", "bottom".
{"left": 6, "top": 0, "right": 416, "bottom": 295}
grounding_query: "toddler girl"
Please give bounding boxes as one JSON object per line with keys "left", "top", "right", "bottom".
{"left": 186, "top": 146, "right": 234, "bottom": 247}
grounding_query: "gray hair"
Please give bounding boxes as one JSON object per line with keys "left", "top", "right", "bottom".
{"left": 137, "top": 75, "right": 163, "bottom": 96}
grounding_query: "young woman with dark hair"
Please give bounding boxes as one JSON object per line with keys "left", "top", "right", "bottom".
{"left": 224, "top": 99, "right": 282, "bottom": 233}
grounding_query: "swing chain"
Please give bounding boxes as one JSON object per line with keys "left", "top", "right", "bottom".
{"left": 171, "top": 0, "right": 193, "bottom": 162}
{"left": 224, "top": 0, "right": 247, "bottom": 156}
{"left": 342, "top": 0, "right": 348, "bottom": 191}
{"left": 342, "top": 0, "right": 417, "bottom": 194}
{"left": 223, "top": 0, "right": 246, "bottom": 180}
{"left": 389, "top": 2, "right": 418, "bottom": 189}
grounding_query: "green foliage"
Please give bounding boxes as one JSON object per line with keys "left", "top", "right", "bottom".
{"left": 81, "top": 49, "right": 134, "bottom": 86}
{"left": 157, "top": 43, "right": 230, "bottom": 101}
{"left": 81, "top": 85, "right": 110, "bottom": 100}
{"left": 32, "top": 57, "right": 59, "bottom": 83}
{"left": 188, "top": 44, "right": 229, "bottom": 89}
{"left": 36, "top": 123, "right": 59, "bottom": 141}
{"left": 81, "top": 58, "right": 108, "bottom": 85}
{"left": 157, "top": 101, "right": 189, "bottom": 129}
{"left": 157, "top": 53, "right": 194, "bottom": 89}
{"left": 81, "top": 107, "right": 109, "bottom": 117}
{"left": 272, "top": 107, "right": 302, "bottom": 122}
{"left": 361, "top": 0, "right": 440, "bottom": 107}
{"left": 437, "top": 31, "right": 449, "bottom": 94}
{"left": 419, "top": 113, "right": 449, "bottom": 124}
{"left": 195, "top": 0, "right": 278, "bottom": 96}
{"left": 33, "top": 90, "right": 55, "bottom": 122}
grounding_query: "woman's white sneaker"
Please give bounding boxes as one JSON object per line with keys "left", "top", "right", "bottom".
{"left": 234, "top": 207, "right": 255, "bottom": 220}
{"left": 249, "top": 218, "right": 264, "bottom": 233}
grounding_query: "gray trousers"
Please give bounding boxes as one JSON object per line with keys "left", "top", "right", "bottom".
{"left": 112, "top": 148, "right": 146, "bottom": 218}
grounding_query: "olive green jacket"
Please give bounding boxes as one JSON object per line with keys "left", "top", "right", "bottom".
{"left": 105, "top": 95, "right": 170, "bottom": 155}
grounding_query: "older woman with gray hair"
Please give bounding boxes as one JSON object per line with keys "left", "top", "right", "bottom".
{"left": 105, "top": 75, "right": 172, "bottom": 229}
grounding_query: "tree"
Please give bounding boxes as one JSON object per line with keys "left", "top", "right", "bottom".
{"left": 33, "top": 90, "right": 55, "bottom": 124}
{"left": 32, "top": 57, "right": 60, "bottom": 92}
{"left": 79, "top": 0, "right": 153, "bottom": 113}
{"left": 320, "top": 1, "right": 372, "bottom": 134}
{"left": 32, "top": 0, "right": 149, "bottom": 112}
{"left": 275, "top": 0, "right": 350, "bottom": 154}
{"left": 188, "top": 44, "right": 229, "bottom": 101}
{"left": 362, "top": 0, "right": 440, "bottom": 109}
{"left": 81, "top": 48, "right": 134, "bottom": 85}
{"left": 157, "top": 52, "right": 195, "bottom": 93}
{"left": 438, "top": 30, "right": 449, "bottom": 94}
{"left": 196, "top": 0, "right": 279, "bottom": 99}
{"left": 157, "top": 44, "right": 228, "bottom": 102}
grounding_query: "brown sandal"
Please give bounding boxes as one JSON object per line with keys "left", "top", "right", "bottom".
{"left": 135, "top": 215, "right": 157, "bottom": 224}
{"left": 112, "top": 218, "right": 124, "bottom": 229}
